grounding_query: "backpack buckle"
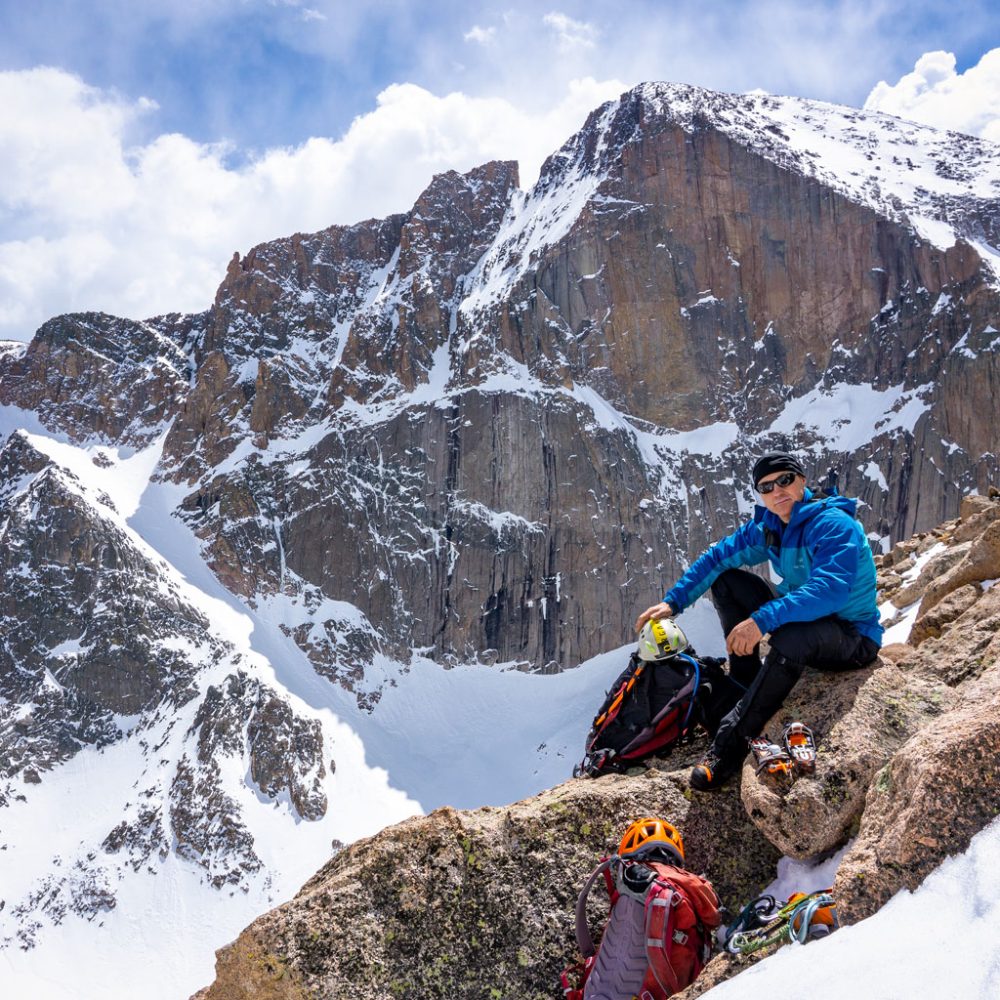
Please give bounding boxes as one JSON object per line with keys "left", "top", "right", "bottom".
{"left": 577, "top": 747, "right": 617, "bottom": 777}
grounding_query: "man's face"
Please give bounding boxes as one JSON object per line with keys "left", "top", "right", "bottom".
{"left": 756, "top": 471, "right": 806, "bottom": 523}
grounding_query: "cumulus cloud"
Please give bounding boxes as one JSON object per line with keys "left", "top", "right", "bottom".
{"left": 542, "top": 12, "right": 598, "bottom": 53}
{"left": 864, "top": 48, "right": 1000, "bottom": 141}
{"left": 464, "top": 24, "right": 496, "bottom": 45}
{"left": 0, "top": 67, "right": 622, "bottom": 341}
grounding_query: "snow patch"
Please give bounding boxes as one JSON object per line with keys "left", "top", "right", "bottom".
{"left": 766, "top": 381, "right": 932, "bottom": 453}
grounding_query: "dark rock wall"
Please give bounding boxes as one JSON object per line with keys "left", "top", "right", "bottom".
{"left": 2, "top": 85, "right": 998, "bottom": 676}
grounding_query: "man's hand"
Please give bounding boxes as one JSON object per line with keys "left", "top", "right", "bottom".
{"left": 635, "top": 602, "right": 675, "bottom": 632}
{"left": 726, "top": 618, "right": 763, "bottom": 656}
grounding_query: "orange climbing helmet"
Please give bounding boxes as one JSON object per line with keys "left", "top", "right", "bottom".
{"left": 618, "top": 817, "right": 685, "bottom": 865}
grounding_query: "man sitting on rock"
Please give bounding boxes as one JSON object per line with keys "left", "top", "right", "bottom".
{"left": 635, "top": 451, "right": 882, "bottom": 791}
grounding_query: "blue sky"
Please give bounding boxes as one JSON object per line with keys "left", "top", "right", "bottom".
{"left": 1, "top": 0, "right": 999, "bottom": 340}
{"left": 3, "top": 0, "right": 997, "bottom": 154}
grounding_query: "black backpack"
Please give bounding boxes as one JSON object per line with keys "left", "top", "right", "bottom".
{"left": 574, "top": 650, "right": 741, "bottom": 778}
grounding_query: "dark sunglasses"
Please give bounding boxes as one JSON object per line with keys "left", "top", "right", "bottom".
{"left": 757, "top": 471, "right": 798, "bottom": 494}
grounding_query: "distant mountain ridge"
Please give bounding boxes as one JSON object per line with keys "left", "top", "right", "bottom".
{"left": 1, "top": 81, "right": 999, "bottom": 998}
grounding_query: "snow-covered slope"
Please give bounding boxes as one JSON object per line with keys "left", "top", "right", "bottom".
{"left": 0, "top": 408, "right": 408, "bottom": 997}
{"left": 711, "top": 814, "right": 1000, "bottom": 1000}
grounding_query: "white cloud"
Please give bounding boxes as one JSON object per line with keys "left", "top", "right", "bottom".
{"left": 464, "top": 25, "right": 496, "bottom": 45}
{"left": 0, "top": 67, "right": 623, "bottom": 341}
{"left": 542, "top": 11, "right": 598, "bottom": 53}
{"left": 864, "top": 48, "right": 1000, "bottom": 142}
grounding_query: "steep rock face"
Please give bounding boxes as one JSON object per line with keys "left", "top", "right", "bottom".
{"left": 193, "top": 763, "right": 780, "bottom": 1000}
{"left": 179, "top": 390, "right": 680, "bottom": 672}
{"left": 330, "top": 160, "right": 521, "bottom": 407}
{"left": 162, "top": 86, "right": 999, "bottom": 676}
{"left": 3, "top": 84, "right": 1000, "bottom": 684}
{"left": 164, "top": 161, "right": 519, "bottom": 484}
{"left": 459, "top": 89, "right": 998, "bottom": 543}
{"left": 0, "top": 312, "right": 197, "bottom": 446}
{"left": 468, "top": 96, "right": 950, "bottom": 426}
{"left": 165, "top": 212, "right": 406, "bottom": 478}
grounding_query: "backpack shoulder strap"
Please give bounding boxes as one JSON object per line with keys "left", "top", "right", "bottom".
{"left": 592, "top": 654, "right": 644, "bottom": 729}
{"left": 574, "top": 858, "right": 614, "bottom": 958}
{"left": 643, "top": 879, "right": 684, "bottom": 996}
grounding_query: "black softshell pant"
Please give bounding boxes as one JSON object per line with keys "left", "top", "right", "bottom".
{"left": 710, "top": 568, "right": 880, "bottom": 758}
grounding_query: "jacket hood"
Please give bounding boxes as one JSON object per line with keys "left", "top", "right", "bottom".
{"left": 752, "top": 487, "right": 857, "bottom": 530}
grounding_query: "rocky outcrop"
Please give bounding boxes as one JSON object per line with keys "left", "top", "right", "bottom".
{"left": 738, "top": 657, "right": 949, "bottom": 859}
{"left": 0, "top": 434, "right": 333, "bottom": 945}
{"left": 193, "top": 760, "right": 780, "bottom": 1000}
{"left": 834, "top": 652, "right": 1000, "bottom": 921}
{"left": 736, "top": 491, "right": 1000, "bottom": 922}
{"left": 0, "top": 432, "right": 212, "bottom": 803}
{"left": 832, "top": 495, "right": 1000, "bottom": 920}
{"left": 0, "top": 311, "right": 196, "bottom": 446}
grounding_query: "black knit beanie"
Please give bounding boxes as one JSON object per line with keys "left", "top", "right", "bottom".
{"left": 752, "top": 451, "right": 805, "bottom": 488}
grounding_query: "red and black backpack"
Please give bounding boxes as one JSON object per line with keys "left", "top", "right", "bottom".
{"left": 561, "top": 855, "right": 721, "bottom": 1000}
{"left": 574, "top": 651, "right": 739, "bottom": 778}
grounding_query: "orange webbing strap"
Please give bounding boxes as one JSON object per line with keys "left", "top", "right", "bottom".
{"left": 593, "top": 663, "right": 645, "bottom": 729}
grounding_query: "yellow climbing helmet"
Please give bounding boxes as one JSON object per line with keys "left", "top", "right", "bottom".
{"left": 618, "top": 817, "right": 685, "bottom": 865}
{"left": 638, "top": 617, "right": 688, "bottom": 662}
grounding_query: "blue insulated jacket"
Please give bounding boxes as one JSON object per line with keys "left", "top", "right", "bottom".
{"left": 663, "top": 489, "right": 883, "bottom": 644}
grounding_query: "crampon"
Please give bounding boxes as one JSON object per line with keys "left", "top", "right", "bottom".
{"left": 748, "top": 735, "right": 793, "bottom": 777}
{"left": 782, "top": 721, "right": 817, "bottom": 774}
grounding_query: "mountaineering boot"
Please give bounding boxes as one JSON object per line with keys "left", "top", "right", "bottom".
{"left": 749, "top": 736, "right": 793, "bottom": 777}
{"left": 690, "top": 744, "right": 744, "bottom": 791}
{"left": 782, "top": 722, "right": 817, "bottom": 774}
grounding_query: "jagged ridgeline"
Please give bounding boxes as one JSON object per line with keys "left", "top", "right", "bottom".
{"left": 3, "top": 83, "right": 999, "bottom": 680}
{"left": 2, "top": 80, "right": 1000, "bottom": 998}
